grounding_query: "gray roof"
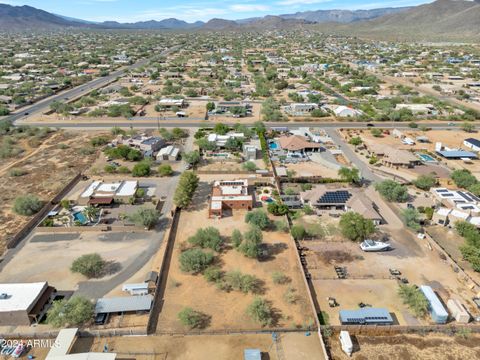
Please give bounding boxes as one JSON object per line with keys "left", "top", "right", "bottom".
{"left": 95, "top": 295, "right": 153, "bottom": 314}
{"left": 437, "top": 150, "right": 477, "bottom": 159}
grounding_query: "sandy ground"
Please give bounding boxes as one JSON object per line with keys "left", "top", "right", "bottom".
{"left": 0, "top": 130, "right": 99, "bottom": 253}
{"left": 156, "top": 179, "right": 314, "bottom": 332}
{"left": 283, "top": 161, "right": 340, "bottom": 178}
{"left": 329, "top": 333, "right": 480, "bottom": 360}
{"left": 66, "top": 332, "right": 325, "bottom": 360}
{"left": 0, "top": 231, "right": 151, "bottom": 291}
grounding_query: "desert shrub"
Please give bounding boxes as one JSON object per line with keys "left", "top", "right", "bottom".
{"left": 13, "top": 194, "right": 43, "bottom": 216}
{"left": 188, "top": 227, "right": 223, "bottom": 251}
{"left": 246, "top": 297, "right": 274, "bottom": 326}
{"left": 71, "top": 253, "right": 105, "bottom": 278}
{"left": 179, "top": 248, "right": 214, "bottom": 273}
{"left": 245, "top": 209, "right": 270, "bottom": 229}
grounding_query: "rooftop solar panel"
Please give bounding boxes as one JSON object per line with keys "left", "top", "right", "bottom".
{"left": 318, "top": 190, "right": 351, "bottom": 204}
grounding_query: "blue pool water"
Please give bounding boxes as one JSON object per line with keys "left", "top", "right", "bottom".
{"left": 73, "top": 212, "right": 88, "bottom": 224}
{"left": 269, "top": 142, "right": 278, "bottom": 150}
{"left": 418, "top": 153, "right": 436, "bottom": 162}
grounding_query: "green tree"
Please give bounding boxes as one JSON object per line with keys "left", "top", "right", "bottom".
{"left": 238, "top": 226, "right": 263, "bottom": 258}
{"left": 246, "top": 297, "right": 274, "bottom": 326}
{"left": 178, "top": 307, "right": 208, "bottom": 329}
{"left": 188, "top": 227, "right": 223, "bottom": 251}
{"left": 71, "top": 253, "right": 105, "bottom": 278}
{"left": 183, "top": 151, "right": 201, "bottom": 166}
{"left": 206, "top": 102, "right": 216, "bottom": 112}
{"left": 13, "top": 195, "right": 43, "bottom": 216}
{"left": 47, "top": 296, "right": 94, "bottom": 328}
{"left": 267, "top": 202, "right": 289, "bottom": 216}
{"left": 224, "top": 271, "right": 259, "bottom": 293}
{"left": 179, "top": 248, "right": 214, "bottom": 273}
{"left": 375, "top": 180, "right": 409, "bottom": 202}
{"left": 402, "top": 208, "right": 421, "bottom": 231}
{"left": 158, "top": 164, "right": 173, "bottom": 176}
{"left": 338, "top": 167, "right": 360, "bottom": 184}
{"left": 174, "top": 171, "right": 199, "bottom": 208}
{"left": 245, "top": 209, "right": 270, "bottom": 230}
{"left": 132, "top": 161, "right": 151, "bottom": 177}
{"left": 213, "top": 123, "right": 230, "bottom": 135}
{"left": 398, "top": 284, "right": 429, "bottom": 318}
{"left": 339, "top": 212, "right": 375, "bottom": 242}
{"left": 413, "top": 174, "right": 437, "bottom": 191}
{"left": 104, "top": 164, "right": 116, "bottom": 173}
{"left": 129, "top": 208, "right": 160, "bottom": 229}
{"left": 451, "top": 169, "right": 477, "bottom": 189}
{"left": 204, "top": 267, "right": 223, "bottom": 283}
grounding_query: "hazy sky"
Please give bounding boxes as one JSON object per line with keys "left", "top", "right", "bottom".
{"left": 1, "top": 0, "right": 433, "bottom": 22}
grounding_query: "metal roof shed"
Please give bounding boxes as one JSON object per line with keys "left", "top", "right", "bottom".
{"left": 95, "top": 295, "right": 153, "bottom": 314}
{"left": 339, "top": 308, "right": 393, "bottom": 325}
{"left": 420, "top": 285, "right": 448, "bottom": 324}
{"left": 244, "top": 349, "right": 262, "bottom": 360}
{"left": 436, "top": 150, "right": 477, "bottom": 159}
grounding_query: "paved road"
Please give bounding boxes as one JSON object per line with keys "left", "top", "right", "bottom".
{"left": 20, "top": 120, "right": 477, "bottom": 130}
{"left": 5, "top": 46, "right": 180, "bottom": 124}
{"left": 324, "top": 128, "right": 380, "bottom": 182}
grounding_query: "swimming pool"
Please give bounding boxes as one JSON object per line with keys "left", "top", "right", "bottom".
{"left": 73, "top": 212, "right": 88, "bottom": 224}
{"left": 269, "top": 142, "right": 278, "bottom": 150}
{"left": 417, "top": 153, "right": 437, "bottom": 163}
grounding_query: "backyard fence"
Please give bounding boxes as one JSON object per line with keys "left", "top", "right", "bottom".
{"left": 6, "top": 172, "right": 83, "bottom": 249}
{"left": 326, "top": 324, "right": 480, "bottom": 336}
{"left": 146, "top": 207, "right": 181, "bottom": 335}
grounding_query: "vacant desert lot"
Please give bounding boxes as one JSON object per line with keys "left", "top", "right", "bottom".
{"left": 329, "top": 333, "right": 480, "bottom": 360}
{"left": 72, "top": 332, "right": 325, "bottom": 360}
{"left": 0, "top": 130, "right": 99, "bottom": 253}
{"left": 156, "top": 181, "right": 314, "bottom": 332}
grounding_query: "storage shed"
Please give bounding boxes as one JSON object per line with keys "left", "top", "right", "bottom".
{"left": 122, "top": 283, "right": 149, "bottom": 296}
{"left": 447, "top": 298, "right": 470, "bottom": 324}
{"left": 95, "top": 294, "right": 153, "bottom": 315}
{"left": 244, "top": 349, "right": 261, "bottom": 360}
{"left": 420, "top": 285, "right": 449, "bottom": 324}
{"left": 339, "top": 308, "right": 393, "bottom": 325}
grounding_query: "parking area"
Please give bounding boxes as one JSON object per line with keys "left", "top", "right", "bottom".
{"left": 0, "top": 230, "right": 157, "bottom": 298}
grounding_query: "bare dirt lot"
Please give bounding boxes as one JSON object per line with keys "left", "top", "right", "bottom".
{"left": 156, "top": 179, "right": 314, "bottom": 333}
{"left": 329, "top": 333, "right": 480, "bottom": 360}
{"left": 0, "top": 231, "right": 153, "bottom": 294}
{"left": 70, "top": 332, "right": 325, "bottom": 360}
{"left": 0, "top": 130, "right": 99, "bottom": 253}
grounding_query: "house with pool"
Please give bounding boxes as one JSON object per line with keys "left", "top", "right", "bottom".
{"left": 78, "top": 180, "right": 139, "bottom": 206}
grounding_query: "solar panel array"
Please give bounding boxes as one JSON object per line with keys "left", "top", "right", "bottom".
{"left": 317, "top": 190, "right": 352, "bottom": 204}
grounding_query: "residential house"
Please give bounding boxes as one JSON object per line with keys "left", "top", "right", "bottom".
{"left": 209, "top": 179, "right": 254, "bottom": 218}
{"left": 300, "top": 185, "right": 382, "bottom": 225}
{"left": 277, "top": 135, "right": 323, "bottom": 155}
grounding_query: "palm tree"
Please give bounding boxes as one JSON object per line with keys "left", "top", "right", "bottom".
{"left": 83, "top": 206, "right": 100, "bottom": 222}
{"left": 338, "top": 167, "right": 360, "bottom": 184}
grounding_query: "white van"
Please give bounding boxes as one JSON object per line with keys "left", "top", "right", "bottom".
{"left": 339, "top": 330, "right": 353, "bottom": 356}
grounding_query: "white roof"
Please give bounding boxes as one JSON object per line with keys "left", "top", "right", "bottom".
{"left": 80, "top": 181, "right": 101, "bottom": 198}
{"left": 436, "top": 208, "right": 451, "bottom": 216}
{"left": 0, "top": 282, "right": 47, "bottom": 312}
{"left": 469, "top": 217, "right": 480, "bottom": 226}
{"left": 122, "top": 283, "right": 148, "bottom": 292}
{"left": 46, "top": 328, "right": 78, "bottom": 359}
{"left": 450, "top": 209, "right": 470, "bottom": 220}
{"left": 116, "top": 181, "right": 138, "bottom": 197}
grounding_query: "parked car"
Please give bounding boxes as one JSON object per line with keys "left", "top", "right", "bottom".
{"left": 12, "top": 343, "right": 25, "bottom": 358}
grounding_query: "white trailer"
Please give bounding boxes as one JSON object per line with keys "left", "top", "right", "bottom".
{"left": 339, "top": 330, "right": 353, "bottom": 356}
